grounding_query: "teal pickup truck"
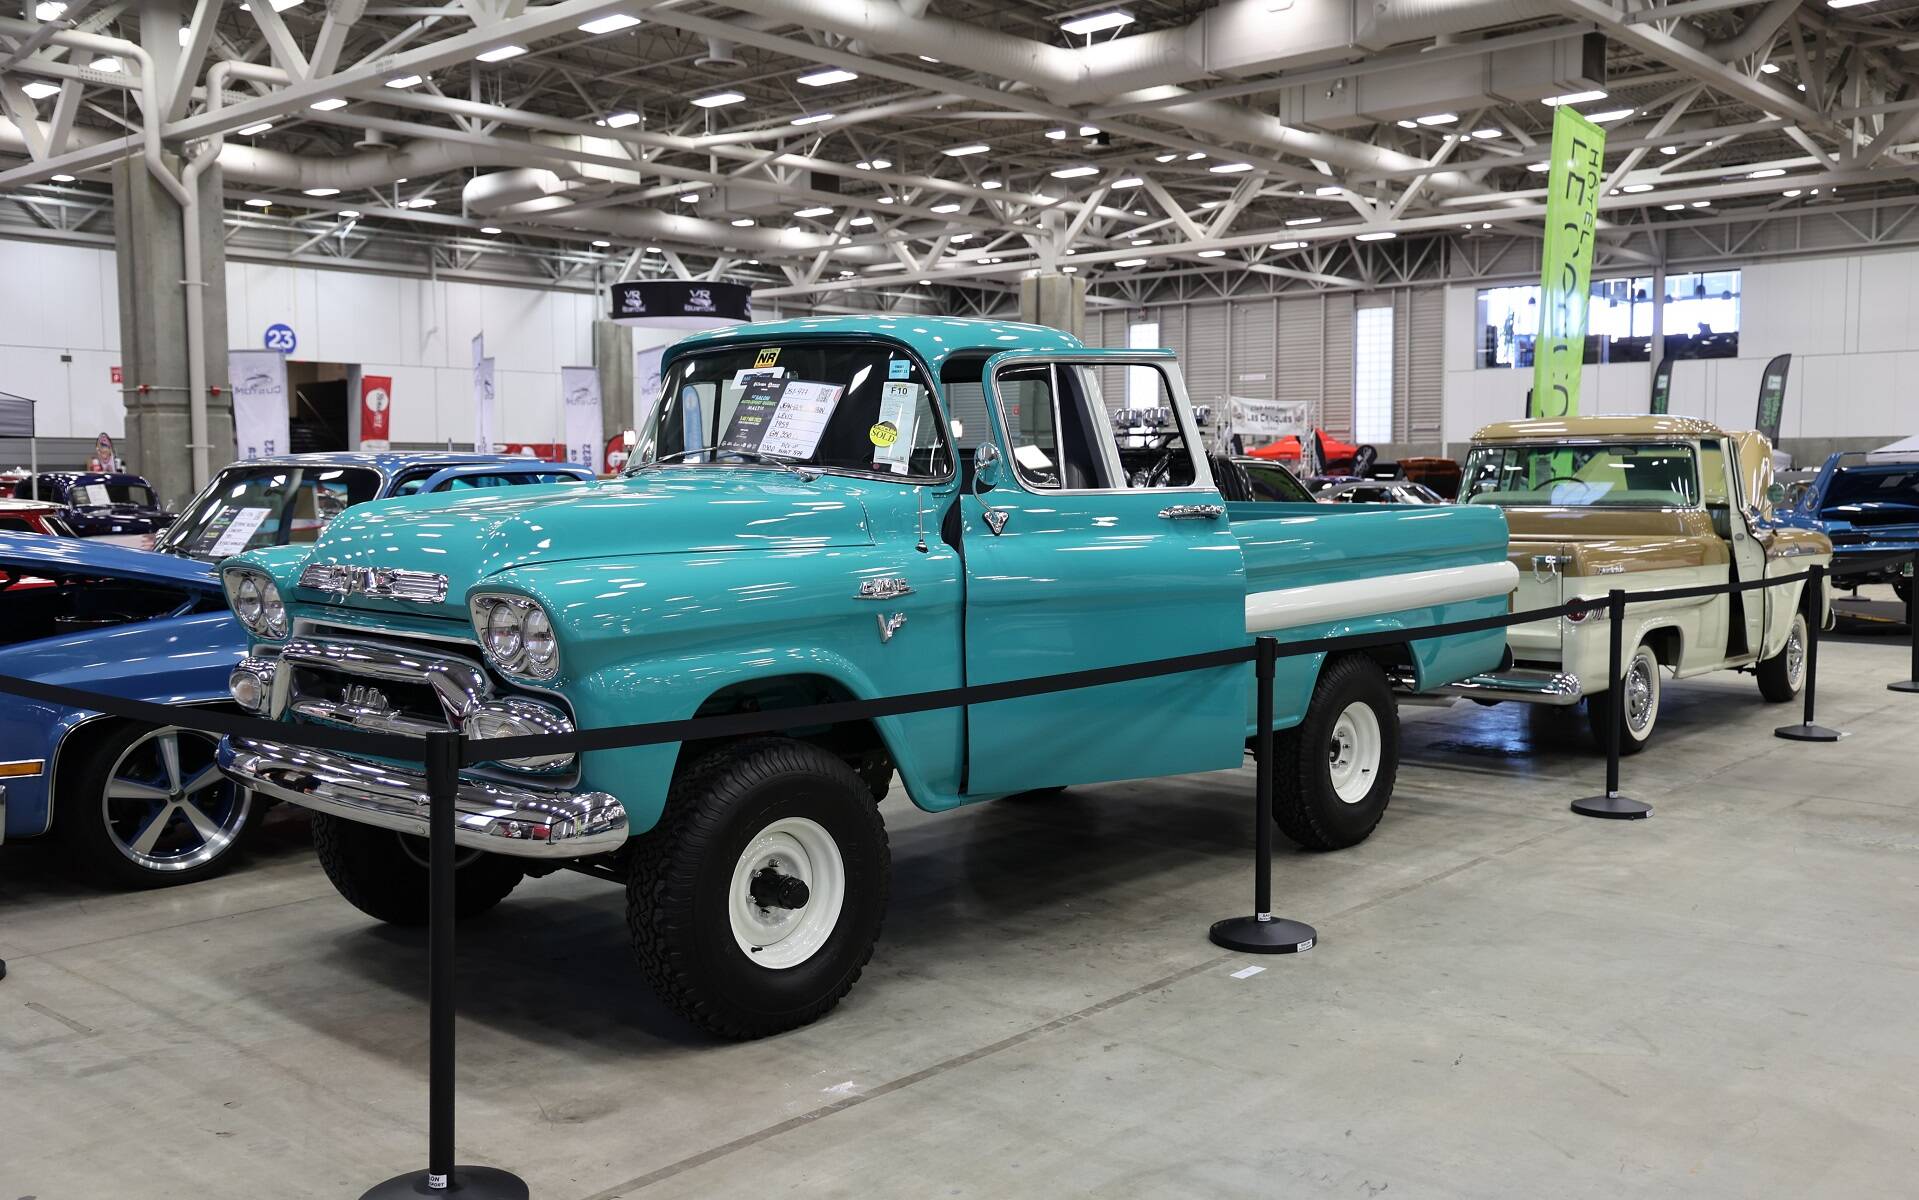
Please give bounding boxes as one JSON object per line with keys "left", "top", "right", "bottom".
{"left": 216, "top": 316, "right": 1516, "bottom": 1037}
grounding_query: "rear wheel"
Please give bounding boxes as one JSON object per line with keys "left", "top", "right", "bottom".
{"left": 1895, "top": 577, "right": 1912, "bottom": 606}
{"left": 1272, "top": 655, "right": 1400, "bottom": 851}
{"left": 628, "top": 738, "right": 889, "bottom": 1039}
{"left": 1756, "top": 611, "right": 1808, "bottom": 703}
{"left": 1587, "top": 642, "right": 1661, "bottom": 754}
{"left": 59, "top": 723, "right": 256, "bottom": 889}
{"left": 310, "top": 813, "right": 524, "bottom": 926}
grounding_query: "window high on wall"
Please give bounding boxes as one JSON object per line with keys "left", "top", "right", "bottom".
{"left": 1474, "top": 271, "right": 1739, "bottom": 368}
{"left": 1354, "top": 306, "right": 1394, "bottom": 443}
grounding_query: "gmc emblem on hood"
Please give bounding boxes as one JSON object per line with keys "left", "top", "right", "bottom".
{"left": 299, "top": 562, "right": 450, "bottom": 604}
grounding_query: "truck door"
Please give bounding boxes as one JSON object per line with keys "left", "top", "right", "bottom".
{"left": 958, "top": 349, "right": 1248, "bottom": 796}
{"left": 1702, "top": 437, "right": 1766, "bottom": 659}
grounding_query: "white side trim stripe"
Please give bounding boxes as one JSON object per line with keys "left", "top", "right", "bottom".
{"left": 1246, "top": 560, "right": 1520, "bottom": 634}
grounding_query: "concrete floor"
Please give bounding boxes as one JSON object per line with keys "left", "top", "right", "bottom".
{"left": 4, "top": 616, "right": 1918, "bottom": 1199}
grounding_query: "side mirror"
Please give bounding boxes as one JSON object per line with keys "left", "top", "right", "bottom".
{"left": 973, "top": 442, "right": 1001, "bottom": 494}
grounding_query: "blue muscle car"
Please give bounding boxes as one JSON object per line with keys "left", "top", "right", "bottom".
{"left": 0, "top": 453, "right": 591, "bottom": 888}
{"left": 1778, "top": 451, "right": 1918, "bottom": 602}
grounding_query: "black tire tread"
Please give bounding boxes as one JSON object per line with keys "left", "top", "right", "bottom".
{"left": 311, "top": 812, "right": 524, "bottom": 926}
{"left": 627, "top": 738, "right": 888, "bottom": 1040}
{"left": 1271, "top": 654, "right": 1399, "bottom": 852}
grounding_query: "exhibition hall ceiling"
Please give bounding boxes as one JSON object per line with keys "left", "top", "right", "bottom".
{"left": 3, "top": 0, "right": 1919, "bottom": 310}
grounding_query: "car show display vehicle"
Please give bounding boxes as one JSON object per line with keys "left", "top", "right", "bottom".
{"left": 214, "top": 315, "right": 1520, "bottom": 1038}
{"left": 6, "top": 471, "right": 174, "bottom": 546}
{"left": 1233, "top": 456, "right": 1318, "bottom": 504}
{"left": 1310, "top": 476, "right": 1448, "bottom": 505}
{"left": 0, "top": 497, "right": 78, "bottom": 538}
{"left": 0, "top": 453, "right": 591, "bottom": 888}
{"left": 1446, "top": 416, "right": 1832, "bottom": 752}
{"left": 1778, "top": 450, "right": 1918, "bottom": 603}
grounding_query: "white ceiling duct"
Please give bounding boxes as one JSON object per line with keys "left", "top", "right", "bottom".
{"left": 463, "top": 168, "right": 575, "bottom": 215}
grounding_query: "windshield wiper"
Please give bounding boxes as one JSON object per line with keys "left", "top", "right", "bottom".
{"left": 627, "top": 448, "right": 819, "bottom": 482}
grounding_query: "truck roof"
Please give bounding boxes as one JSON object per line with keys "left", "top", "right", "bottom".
{"left": 666, "top": 314, "right": 1087, "bottom": 372}
{"left": 1472, "top": 415, "right": 1727, "bottom": 441}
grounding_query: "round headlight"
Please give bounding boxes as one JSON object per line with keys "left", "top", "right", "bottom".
{"left": 521, "top": 605, "right": 557, "bottom": 675}
{"left": 484, "top": 601, "right": 524, "bottom": 665}
{"left": 234, "top": 574, "right": 263, "bottom": 625}
{"left": 258, "top": 577, "right": 287, "bottom": 637}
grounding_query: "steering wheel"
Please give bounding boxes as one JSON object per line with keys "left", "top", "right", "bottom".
{"left": 1131, "top": 447, "right": 1179, "bottom": 489}
{"left": 1537, "top": 475, "right": 1582, "bottom": 489}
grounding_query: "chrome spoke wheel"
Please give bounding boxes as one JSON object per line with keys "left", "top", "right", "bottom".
{"left": 100, "top": 727, "right": 251, "bottom": 874}
{"left": 1786, "top": 617, "right": 1807, "bottom": 690}
{"left": 727, "top": 816, "right": 846, "bottom": 970}
{"left": 1326, "top": 700, "right": 1383, "bottom": 805}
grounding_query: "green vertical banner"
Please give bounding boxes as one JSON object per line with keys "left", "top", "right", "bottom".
{"left": 1649, "top": 357, "right": 1674, "bottom": 414}
{"left": 1755, "top": 353, "right": 1791, "bottom": 443}
{"left": 1530, "top": 106, "right": 1607, "bottom": 420}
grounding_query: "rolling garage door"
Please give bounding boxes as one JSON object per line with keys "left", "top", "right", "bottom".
{"left": 1404, "top": 288, "right": 1445, "bottom": 442}
{"left": 1184, "top": 303, "right": 1229, "bottom": 408}
{"left": 1321, "top": 293, "right": 1356, "bottom": 439}
{"left": 1230, "top": 299, "right": 1276, "bottom": 404}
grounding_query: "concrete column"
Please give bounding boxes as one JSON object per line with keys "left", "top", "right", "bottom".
{"left": 593, "top": 319, "right": 634, "bottom": 457}
{"left": 112, "top": 152, "right": 230, "bottom": 509}
{"left": 1019, "top": 272, "right": 1086, "bottom": 338}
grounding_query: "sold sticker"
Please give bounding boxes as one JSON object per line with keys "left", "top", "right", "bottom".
{"left": 754, "top": 347, "right": 781, "bottom": 369}
{"left": 869, "top": 421, "right": 899, "bottom": 448}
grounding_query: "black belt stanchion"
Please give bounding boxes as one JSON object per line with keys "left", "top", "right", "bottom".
{"left": 1776, "top": 564, "right": 1843, "bottom": 742}
{"left": 1573, "top": 589, "right": 1651, "bottom": 819}
{"left": 363, "top": 731, "right": 529, "bottom": 1200}
{"left": 1891, "top": 550, "right": 1919, "bottom": 694}
{"left": 1210, "top": 635, "right": 1317, "bottom": 954}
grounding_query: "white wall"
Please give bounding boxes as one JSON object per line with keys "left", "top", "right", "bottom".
{"left": 1443, "top": 249, "right": 1919, "bottom": 445}
{"left": 0, "top": 240, "right": 125, "bottom": 440}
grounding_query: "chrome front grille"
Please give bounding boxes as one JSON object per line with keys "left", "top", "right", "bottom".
{"left": 279, "top": 634, "right": 488, "bottom": 737}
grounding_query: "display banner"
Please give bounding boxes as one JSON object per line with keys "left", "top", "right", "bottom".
{"left": 359, "top": 374, "right": 393, "bottom": 451}
{"left": 1229, "top": 396, "right": 1311, "bottom": 441}
{"left": 1755, "top": 353, "right": 1791, "bottom": 443}
{"left": 634, "top": 343, "right": 666, "bottom": 433}
{"left": 473, "top": 356, "right": 497, "bottom": 453}
{"left": 229, "top": 349, "right": 289, "bottom": 462}
{"left": 1530, "top": 106, "right": 1606, "bottom": 419}
{"left": 560, "top": 366, "right": 602, "bottom": 471}
{"left": 1649, "top": 356, "right": 1674, "bottom": 415}
{"left": 609, "top": 281, "right": 752, "bottom": 329}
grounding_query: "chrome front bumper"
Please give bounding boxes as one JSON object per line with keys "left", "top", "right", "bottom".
{"left": 217, "top": 736, "right": 627, "bottom": 858}
{"left": 1438, "top": 668, "right": 1584, "bottom": 706}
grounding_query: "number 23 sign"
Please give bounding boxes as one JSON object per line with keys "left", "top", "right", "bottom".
{"left": 264, "top": 323, "right": 297, "bottom": 354}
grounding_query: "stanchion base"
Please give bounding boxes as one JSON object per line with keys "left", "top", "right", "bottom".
{"left": 1774, "top": 722, "right": 1842, "bottom": 742}
{"left": 1888, "top": 680, "right": 1919, "bottom": 693}
{"left": 360, "top": 1167, "right": 529, "bottom": 1199}
{"left": 1571, "top": 793, "right": 1651, "bottom": 820}
{"left": 1209, "top": 916, "right": 1316, "bottom": 954}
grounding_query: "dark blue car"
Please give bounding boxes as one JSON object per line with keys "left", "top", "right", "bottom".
{"left": 6, "top": 471, "right": 174, "bottom": 544}
{"left": 1778, "top": 452, "right": 1918, "bottom": 603}
{"left": 0, "top": 452, "right": 592, "bottom": 888}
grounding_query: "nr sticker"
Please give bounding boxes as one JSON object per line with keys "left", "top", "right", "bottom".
{"left": 754, "top": 347, "right": 781, "bottom": 369}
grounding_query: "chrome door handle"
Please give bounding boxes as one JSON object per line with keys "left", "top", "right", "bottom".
{"left": 1159, "top": 503, "right": 1224, "bottom": 520}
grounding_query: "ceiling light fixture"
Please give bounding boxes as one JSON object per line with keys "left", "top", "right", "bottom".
{"left": 679, "top": 193, "right": 701, "bottom": 203}
{"left": 1621, "top": 183, "right": 1654, "bottom": 193}
{"left": 592, "top": 239, "right": 611, "bottom": 247}
{"left": 1356, "top": 230, "right": 1397, "bottom": 241}
{"left": 1826, "top": 0, "right": 1877, "bottom": 8}
{"left": 855, "top": 158, "right": 892, "bottom": 170}
{"left": 790, "top": 112, "right": 835, "bottom": 125}
{"left": 1132, "top": 238, "right": 1153, "bottom": 246}
{"left": 795, "top": 206, "right": 834, "bottom": 218}
{"left": 1691, "top": 199, "right": 1711, "bottom": 207}
{"left": 339, "top": 210, "right": 361, "bottom": 219}
{"left": 1659, "top": 144, "right": 1680, "bottom": 155}
{"left": 244, "top": 198, "right": 272, "bottom": 207}
{"left": 1051, "top": 165, "right": 1099, "bottom": 178}
{"left": 1747, "top": 167, "right": 1786, "bottom": 178}
{"left": 981, "top": 180, "right": 1003, "bottom": 189}
{"left": 579, "top": 13, "right": 642, "bottom": 33}
{"left": 310, "top": 97, "right": 349, "bottom": 112}
{"left": 1396, "top": 120, "right": 1419, "bottom": 130}
{"left": 35, "top": 2, "right": 65, "bottom": 18}
{"left": 90, "top": 56, "right": 122, "bottom": 73}
{"left": 1542, "top": 90, "right": 1608, "bottom": 106}
{"left": 303, "top": 187, "right": 340, "bottom": 197}
{"left": 1760, "top": 61, "right": 1781, "bottom": 74}
{"left": 1526, "top": 162, "right": 1550, "bottom": 172}
{"left": 1415, "top": 112, "right": 1457, "bottom": 125}
{"left": 1196, "top": 249, "right": 1227, "bottom": 257}
{"left": 1587, "top": 108, "right": 1636, "bottom": 123}
{"left": 1046, "top": 129, "right": 1069, "bottom": 140}
{"left": 1185, "top": 151, "right": 1207, "bottom": 161}
{"left": 849, "top": 216, "right": 874, "bottom": 226}
{"left": 931, "top": 202, "right": 962, "bottom": 213}
{"left": 1285, "top": 216, "right": 1321, "bottom": 226}
{"left": 49, "top": 173, "right": 75, "bottom": 182}
{"left": 1078, "top": 125, "right": 1101, "bottom": 136}
{"left": 1782, "top": 189, "right": 1802, "bottom": 197}
{"left": 475, "top": 44, "right": 527, "bottom": 63}
{"left": 1116, "top": 257, "right": 1148, "bottom": 268}
{"left": 21, "top": 81, "right": 60, "bottom": 100}
{"left": 1060, "top": 9, "right": 1134, "bottom": 36}
{"left": 730, "top": 217, "right": 755, "bottom": 227}
{"left": 1471, "top": 128, "right": 1502, "bottom": 139}
{"left": 1111, "top": 177, "right": 1142, "bottom": 188}
{"left": 1154, "top": 153, "right": 1177, "bottom": 163}
{"left": 1314, "top": 185, "right": 1342, "bottom": 196}
{"left": 403, "top": 197, "right": 436, "bottom": 208}
{"left": 1663, "top": 203, "right": 1686, "bottom": 211}
{"left": 1210, "top": 161, "right": 1254, "bottom": 174}
{"left": 692, "top": 91, "right": 746, "bottom": 108}
{"left": 943, "top": 143, "right": 990, "bottom": 156}
{"left": 482, "top": 226, "right": 501, "bottom": 234}
{"left": 601, "top": 111, "right": 641, "bottom": 128}
{"left": 386, "top": 74, "right": 425, "bottom": 88}
{"left": 237, "top": 122, "right": 273, "bottom": 136}
{"left": 798, "top": 68, "right": 858, "bottom": 86}
{"left": 1269, "top": 240, "right": 1304, "bottom": 250}
{"left": 876, "top": 195, "right": 894, "bottom": 204}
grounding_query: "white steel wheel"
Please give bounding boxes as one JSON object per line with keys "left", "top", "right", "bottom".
{"left": 1326, "top": 700, "right": 1383, "bottom": 805}
{"left": 727, "top": 816, "right": 846, "bottom": 970}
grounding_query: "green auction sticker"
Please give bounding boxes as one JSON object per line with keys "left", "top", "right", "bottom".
{"left": 869, "top": 421, "right": 899, "bottom": 448}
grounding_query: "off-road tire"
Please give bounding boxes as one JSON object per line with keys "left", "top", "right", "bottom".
{"left": 1272, "top": 654, "right": 1400, "bottom": 851}
{"left": 1756, "top": 610, "right": 1808, "bottom": 703}
{"left": 628, "top": 738, "right": 889, "bottom": 1040}
{"left": 310, "top": 812, "right": 524, "bottom": 926}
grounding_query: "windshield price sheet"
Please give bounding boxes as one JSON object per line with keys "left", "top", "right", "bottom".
{"left": 719, "top": 378, "right": 844, "bottom": 460}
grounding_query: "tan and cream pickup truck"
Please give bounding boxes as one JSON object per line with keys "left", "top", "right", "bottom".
{"left": 1445, "top": 415, "right": 1832, "bottom": 752}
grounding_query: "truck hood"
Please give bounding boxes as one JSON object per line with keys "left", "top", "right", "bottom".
{"left": 0, "top": 533, "right": 219, "bottom": 591}
{"left": 295, "top": 470, "right": 873, "bottom": 611}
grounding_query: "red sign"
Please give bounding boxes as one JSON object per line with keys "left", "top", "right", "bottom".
{"left": 359, "top": 374, "right": 392, "bottom": 450}
{"left": 110, "top": 365, "right": 122, "bottom": 385}
{"left": 604, "top": 434, "right": 631, "bottom": 474}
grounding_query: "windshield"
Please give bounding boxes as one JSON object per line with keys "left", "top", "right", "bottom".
{"left": 157, "top": 464, "right": 382, "bottom": 561}
{"left": 1463, "top": 442, "right": 1700, "bottom": 508}
{"left": 69, "top": 480, "right": 156, "bottom": 509}
{"left": 635, "top": 341, "right": 954, "bottom": 481}
{"left": 1241, "top": 462, "right": 1315, "bottom": 503}
{"left": 1825, "top": 466, "right": 1919, "bottom": 512}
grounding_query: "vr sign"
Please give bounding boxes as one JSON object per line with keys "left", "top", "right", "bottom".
{"left": 609, "top": 280, "right": 752, "bottom": 330}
